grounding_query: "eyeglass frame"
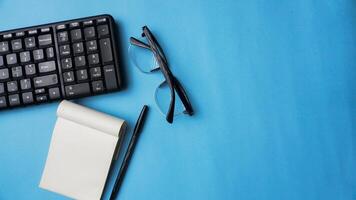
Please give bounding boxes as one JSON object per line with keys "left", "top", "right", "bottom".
{"left": 129, "top": 26, "right": 194, "bottom": 123}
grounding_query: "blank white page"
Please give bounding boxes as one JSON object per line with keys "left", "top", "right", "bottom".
{"left": 40, "top": 100, "right": 126, "bottom": 200}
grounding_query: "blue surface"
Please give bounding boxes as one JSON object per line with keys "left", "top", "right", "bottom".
{"left": 0, "top": 0, "right": 355, "bottom": 199}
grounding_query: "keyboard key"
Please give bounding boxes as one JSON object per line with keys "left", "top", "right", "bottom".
{"left": 11, "top": 66, "right": 23, "bottom": 78}
{"left": 33, "top": 49, "right": 45, "bottom": 61}
{"left": 41, "top": 28, "right": 50, "bottom": 33}
{"left": 38, "top": 34, "right": 52, "bottom": 47}
{"left": 97, "top": 25, "right": 109, "bottom": 38}
{"left": 35, "top": 88, "right": 45, "bottom": 94}
{"left": 58, "top": 31, "right": 69, "bottom": 43}
{"left": 73, "top": 42, "right": 84, "bottom": 55}
{"left": 20, "top": 51, "right": 31, "bottom": 63}
{"left": 103, "top": 65, "right": 118, "bottom": 90}
{"left": 88, "top": 53, "right": 100, "bottom": 66}
{"left": 99, "top": 38, "right": 113, "bottom": 63}
{"left": 97, "top": 18, "right": 107, "bottom": 24}
{"left": 59, "top": 45, "right": 71, "bottom": 57}
{"left": 86, "top": 40, "right": 97, "bottom": 52}
{"left": 71, "top": 29, "right": 82, "bottom": 42}
{"left": 83, "top": 20, "right": 93, "bottom": 26}
{"left": 0, "top": 56, "right": 3, "bottom": 67}
{"left": 49, "top": 87, "right": 61, "bottom": 100}
{"left": 25, "top": 64, "right": 36, "bottom": 76}
{"left": 84, "top": 27, "right": 96, "bottom": 39}
{"left": 92, "top": 80, "right": 104, "bottom": 93}
{"left": 61, "top": 58, "right": 72, "bottom": 70}
{"left": 65, "top": 83, "right": 90, "bottom": 98}
{"left": 0, "top": 96, "right": 7, "bottom": 108}
{"left": 25, "top": 37, "right": 36, "bottom": 49}
{"left": 22, "top": 92, "right": 34, "bottom": 104}
{"left": 0, "top": 83, "right": 4, "bottom": 94}
{"left": 36, "top": 94, "right": 47, "bottom": 102}
{"left": 6, "top": 53, "right": 18, "bottom": 65}
{"left": 20, "top": 79, "right": 32, "bottom": 90}
{"left": 0, "top": 68, "right": 9, "bottom": 80}
{"left": 0, "top": 41, "right": 9, "bottom": 54}
{"left": 16, "top": 32, "right": 25, "bottom": 37}
{"left": 34, "top": 74, "right": 58, "bottom": 88}
{"left": 9, "top": 94, "right": 20, "bottom": 106}
{"left": 69, "top": 22, "right": 80, "bottom": 28}
{"left": 11, "top": 39, "right": 23, "bottom": 51}
{"left": 63, "top": 71, "right": 75, "bottom": 83}
{"left": 90, "top": 67, "right": 101, "bottom": 79}
{"left": 76, "top": 69, "right": 88, "bottom": 81}
{"left": 38, "top": 61, "right": 56, "bottom": 73}
{"left": 28, "top": 30, "right": 38, "bottom": 35}
{"left": 56, "top": 24, "right": 66, "bottom": 30}
{"left": 3, "top": 33, "right": 12, "bottom": 39}
{"left": 46, "top": 47, "right": 55, "bottom": 59}
{"left": 7, "top": 81, "right": 18, "bottom": 92}
{"left": 74, "top": 56, "right": 86, "bottom": 67}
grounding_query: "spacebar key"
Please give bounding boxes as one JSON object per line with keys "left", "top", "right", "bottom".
{"left": 65, "top": 83, "right": 90, "bottom": 98}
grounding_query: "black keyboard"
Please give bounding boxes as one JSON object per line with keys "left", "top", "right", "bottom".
{"left": 0, "top": 14, "right": 122, "bottom": 110}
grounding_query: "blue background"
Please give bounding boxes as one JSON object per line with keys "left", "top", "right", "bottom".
{"left": 0, "top": 0, "right": 355, "bottom": 199}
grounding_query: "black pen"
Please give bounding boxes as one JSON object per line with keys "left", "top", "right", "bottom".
{"left": 109, "top": 105, "right": 149, "bottom": 200}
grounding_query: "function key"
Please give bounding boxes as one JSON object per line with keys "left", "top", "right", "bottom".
{"left": 83, "top": 20, "right": 93, "bottom": 26}
{"left": 16, "top": 32, "right": 25, "bottom": 37}
{"left": 56, "top": 24, "right": 66, "bottom": 30}
{"left": 96, "top": 18, "right": 107, "bottom": 24}
{"left": 70, "top": 22, "right": 80, "bottom": 28}
{"left": 3, "top": 33, "right": 12, "bottom": 39}
{"left": 28, "top": 30, "right": 38, "bottom": 35}
{"left": 41, "top": 27, "right": 50, "bottom": 33}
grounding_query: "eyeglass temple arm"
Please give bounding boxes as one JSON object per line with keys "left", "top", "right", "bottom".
{"left": 142, "top": 26, "right": 169, "bottom": 65}
{"left": 155, "top": 57, "right": 175, "bottom": 123}
{"left": 130, "top": 37, "right": 151, "bottom": 49}
{"left": 173, "top": 77, "right": 194, "bottom": 115}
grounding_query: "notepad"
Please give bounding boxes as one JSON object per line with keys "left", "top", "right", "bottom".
{"left": 40, "top": 100, "right": 127, "bottom": 200}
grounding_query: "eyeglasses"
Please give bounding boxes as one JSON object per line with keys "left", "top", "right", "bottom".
{"left": 129, "top": 26, "right": 194, "bottom": 123}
